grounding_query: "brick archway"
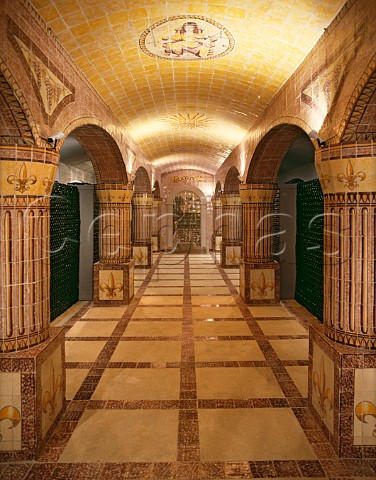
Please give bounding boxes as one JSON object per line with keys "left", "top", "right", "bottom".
{"left": 223, "top": 166, "right": 240, "bottom": 193}
{"left": 68, "top": 125, "right": 128, "bottom": 184}
{"left": 134, "top": 166, "right": 151, "bottom": 194}
{"left": 246, "top": 124, "right": 307, "bottom": 183}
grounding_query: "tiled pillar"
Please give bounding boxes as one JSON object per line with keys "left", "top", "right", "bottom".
{"left": 212, "top": 196, "right": 222, "bottom": 252}
{"left": 132, "top": 193, "right": 153, "bottom": 268}
{"left": 239, "top": 183, "right": 280, "bottom": 304}
{"left": 0, "top": 146, "right": 65, "bottom": 460}
{"left": 220, "top": 193, "right": 242, "bottom": 267}
{"left": 151, "top": 198, "right": 163, "bottom": 253}
{"left": 93, "top": 183, "right": 135, "bottom": 305}
{"left": 308, "top": 143, "right": 376, "bottom": 458}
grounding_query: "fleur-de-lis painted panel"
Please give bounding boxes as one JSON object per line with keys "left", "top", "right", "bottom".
{"left": 99, "top": 271, "right": 124, "bottom": 301}
{"left": 250, "top": 269, "right": 275, "bottom": 300}
{"left": 354, "top": 368, "right": 376, "bottom": 445}
{"left": 41, "top": 347, "right": 63, "bottom": 438}
{"left": 312, "top": 344, "right": 334, "bottom": 433}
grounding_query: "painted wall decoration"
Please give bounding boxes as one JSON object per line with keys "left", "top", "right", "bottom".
{"left": 354, "top": 368, "right": 376, "bottom": 445}
{"left": 225, "top": 246, "right": 241, "bottom": 265}
{"left": 140, "top": 15, "right": 234, "bottom": 61}
{"left": 99, "top": 271, "right": 124, "bottom": 301}
{"left": 41, "top": 346, "right": 63, "bottom": 438}
{"left": 250, "top": 269, "right": 275, "bottom": 300}
{"left": 163, "top": 112, "right": 214, "bottom": 130}
{"left": 311, "top": 344, "right": 334, "bottom": 433}
{"left": 133, "top": 246, "right": 149, "bottom": 266}
{"left": 0, "top": 373, "right": 21, "bottom": 451}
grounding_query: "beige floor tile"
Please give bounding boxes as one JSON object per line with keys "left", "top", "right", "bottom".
{"left": 193, "top": 321, "right": 251, "bottom": 336}
{"left": 257, "top": 320, "right": 308, "bottom": 336}
{"left": 285, "top": 366, "right": 309, "bottom": 397}
{"left": 124, "top": 321, "right": 182, "bottom": 337}
{"left": 269, "top": 339, "right": 309, "bottom": 360}
{"left": 111, "top": 341, "right": 181, "bottom": 362}
{"left": 191, "top": 296, "right": 236, "bottom": 305}
{"left": 65, "top": 321, "right": 118, "bottom": 337}
{"left": 196, "top": 367, "right": 284, "bottom": 399}
{"left": 132, "top": 306, "right": 183, "bottom": 318}
{"left": 189, "top": 269, "right": 221, "bottom": 274}
{"left": 191, "top": 280, "right": 226, "bottom": 286}
{"left": 92, "top": 368, "right": 180, "bottom": 400}
{"left": 191, "top": 287, "right": 230, "bottom": 295}
{"left": 192, "top": 306, "right": 243, "bottom": 318}
{"left": 65, "top": 369, "right": 90, "bottom": 400}
{"left": 65, "top": 341, "right": 106, "bottom": 363}
{"left": 147, "top": 280, "right": 184, "bottom": 286}
{"left": 59, "top": 410, "right": 178, "bottom": 462}
{"left": 150, "top": 274, "right": 183, "bottom": 279}
{"left": 144, "top": 287, "right": 184, "bottom": 295}
{"left": 139, "top": 296, "right": 184, "bottom": 305}
{"left": 195, "top": 340, "right": 265, "bottom": 362}
{"left": 199, "top": 408, "right": 316, "bottom": 461}
{"left": 82, "top": 306, "right": 127, "bottom": 319}
{"left": 248, "top": 305, "right": 292, "bottom": 318}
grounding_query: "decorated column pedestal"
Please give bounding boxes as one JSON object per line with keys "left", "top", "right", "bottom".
{"left": 132, "top": 193, "right": 153, "bottom": 268}
{"left": 151, "top": 198, "right": 163, "bottom": 253}
{"left": 212, "top": 196, "right": 222, "bottom": 253}
{"left": 220, "top": 193, "right": 242, "bottom": 267}
{"left": 0, "top": 146, "right": 65, "bottom": 460}
{"left": 93, "top": 183, "right": 134, "bottom": 305}
{"left": 239, "top": 183, "right": 280, "bottom": 304}
{"left": 308, "top": 143, "right": 376, "bottom": 458}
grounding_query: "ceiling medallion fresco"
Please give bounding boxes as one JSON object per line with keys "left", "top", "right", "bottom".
{"left": 163, "top": 112, "right": 214, "bottom": 130}
{"left": 139, "top": 15, "right": 234, "bottom": 61}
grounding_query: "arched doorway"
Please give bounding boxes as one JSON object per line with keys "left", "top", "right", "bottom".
{"left": 164, "top": 185, "right": 208, "bottom": 253}
{"left": 173, "top": 190, "right": 202, "bottom": 253}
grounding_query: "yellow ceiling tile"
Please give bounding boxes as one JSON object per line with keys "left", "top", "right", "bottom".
{"left": 89, "top": 17, "right": 110, "bottom": 30}
{"left": 38, "top": 4, "right": 61, "bottom": 22}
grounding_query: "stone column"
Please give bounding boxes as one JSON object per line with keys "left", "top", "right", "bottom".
{"left": 220, "top": 193, "right": 242, "bottom": 267}
{"left": 93, "top": 183, "right": 135, "bottom": 305}
{"left": 239, "top": 183, "right": 280, "bottom": 303}
{"left": 132, "top": 193, "right": 153, "bottom": 268}
{"left": 151, "top": 198, "right": 163, "bottom": 253}
{"left": 0, "top": 146, "right": 65, "bottom": 460}
{"left": 308, "top": 143, "right": 376, "bottom": 458}
{"left": 212, "top": 196, "right": 222, "bottom": 253}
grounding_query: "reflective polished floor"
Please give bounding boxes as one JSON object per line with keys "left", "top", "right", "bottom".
{"left": 2, "top": 253, "right": 376, "bottom": 479}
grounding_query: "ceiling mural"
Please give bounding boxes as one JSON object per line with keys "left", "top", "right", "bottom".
{"left": 31, "top": 0, "right": 347, "bottom": 174}
{"left": 139, "top": 15, "right": 234, "bottom": 61}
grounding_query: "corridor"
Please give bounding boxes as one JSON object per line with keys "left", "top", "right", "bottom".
{"left": 4, "top": 253, "right": 375, "bottom": 479}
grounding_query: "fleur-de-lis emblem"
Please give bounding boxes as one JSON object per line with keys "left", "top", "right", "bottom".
{"left": 42, "top": 177, "right": 54, "bottom": 194}
{"left": 355, "top": 401, "right": 376, "bottom": 437}
{"left": 337, "top": 160, "right": 366, "bottom": 190}
{"left": 133, "top": 248, "right": 146, "bottom": 265}
{"left": 251, "top": 271, "right": 274, "bottom": 297}
{"left": 0, "top": 405, "right": 21, "bottom": 441}
{"left": 313, "top": 356, "right": 333, "bottom": 418}
{"left": 7, "top": 162, "right": 37, "bottom": 193}
{"left": 99, "top": 272, "right": 123, "bottom": 299}
{"left": 42, "top": 363, "right": 62, "bottom": 419}
{"left": 226, "top": 247, "right": 241, "bottom": 264}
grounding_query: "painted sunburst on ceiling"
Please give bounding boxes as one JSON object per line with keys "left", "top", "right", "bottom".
{"left": 163, "top": 112, "right": 214, "bottom": 130}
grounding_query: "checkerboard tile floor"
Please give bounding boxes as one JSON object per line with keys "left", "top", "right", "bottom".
{"left": 3, "top": 253, "right": 375, "bottom": 479}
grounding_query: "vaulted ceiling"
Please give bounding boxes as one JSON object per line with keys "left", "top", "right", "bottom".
{"left": 31, "top": 0, "right": 346, "bottom": 174}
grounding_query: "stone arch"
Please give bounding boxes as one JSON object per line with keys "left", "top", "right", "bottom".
{"left": 0, "top": 60, "right": 38, "bottom": 145}
{"left": 337, "top": 58, "right": 376, "bottom": 143}
{"left": 224, "top": 166, "right": 240, "bottom": 193}
{"left": 134, "top": 166, "right": 151, "bottom": 194}
{"left": 153, "top": 181, "right": 161, "bottom": 198}
{"left": 64, "top": 122, "right": 128, "bottom": 184}
{"left": 246, "top": 124, "right": 310, "bottom": 183}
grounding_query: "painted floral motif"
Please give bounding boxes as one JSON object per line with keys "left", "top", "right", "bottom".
{"left": 99, "top": 272, "right": 124, "bottom": 299}
{"left": 42, "top": 363, "right": 62, "bottom": 419}
{"left": 337, "top": 159, "right": 366, "bottom": 190}
{"left": 163, "top": 112, "right": 214, "bottom": 130}
{"left": 7, "top": 162, "right": 37, "bottom": 193}
{"left": 0, "top": 406, "right": 21, "bottom": 441}
{"left": 313, "top": 356, "right": 334, "bottom": 418}
{"left": 226, "top": 247, "right": 241, "bottom": 264}
{"left": 133, "top": 247, "right": 148, "bottom": 265}
{"left": 355, "top": 401, "right": 376, "bottom": 437}
{"left": 251, "top": 271, "right": 274, "bottom": 298}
